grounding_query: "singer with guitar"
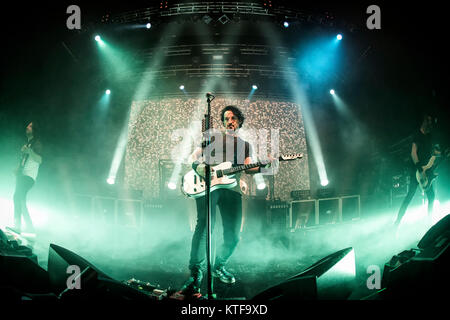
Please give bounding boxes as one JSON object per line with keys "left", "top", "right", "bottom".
{"left": 12, "top": 121, "right": 42, "bottom": 234}
{"left": 394, "top": 113, "right": 437, "bottom": 227}
{"left": 179, "top": 105, "right": 277, "bottom": 296}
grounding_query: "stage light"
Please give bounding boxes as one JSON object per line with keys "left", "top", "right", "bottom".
{"left": 321, "top": 179, "right": 329, "bottom": 187}
{"left": 254, "top": 173, "right": 266, "bottom": 192}
{"left": 146, "top": 23, "right": 151, "bottom": 29}
{"left": 283, "top": 21, "right": 289, "bottom": 28}
{"left": 179, "top": 85, "right": 185, "bottom": 90}
{"left": 99, "top": 89, "right": 111, "bottom": 111}
{"left": 107, "top": 177, "right": 115, "bottom": 185}
{"left": 299, "top": 36, "right": 341, "bottom": 83}
{"left": 107, "top": 125, "right": 128, "bottom": 192}
{"left": 330, "top": 89, "right": 335, "bottom": 95}
{"left": 94, "top": 35, "right": 105, "bottom": 47}
{"left": 267, "top": 27, "right": 329, "bottom": 202}
{"left": 337, "top": 34, "right": 343, "bottom": 41}
{"left": 247, "top": 84, "right": 258, "bottom": 100}
{"left": 168, "top": 182, "right": 177, "bottom": 190}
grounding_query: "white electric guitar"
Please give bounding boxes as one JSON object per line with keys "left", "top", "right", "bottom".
{"left": 181, "top": 153, "right": 303, "bottom": 198}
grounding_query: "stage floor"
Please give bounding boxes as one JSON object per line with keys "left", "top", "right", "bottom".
{"left": 12, "top": 211, "right": 429, "bottom": 300}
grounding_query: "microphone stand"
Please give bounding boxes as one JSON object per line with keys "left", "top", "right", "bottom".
{"left": 204, "top": 93, "right": 215, "bottom": 299}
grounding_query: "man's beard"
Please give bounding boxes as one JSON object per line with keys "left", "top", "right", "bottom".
{"left": 225, "top": 128, "right": 237, "bottom": 135}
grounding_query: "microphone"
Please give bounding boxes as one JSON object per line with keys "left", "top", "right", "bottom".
{"left": 206, "top": 92, "right": 215, "bottom": 98}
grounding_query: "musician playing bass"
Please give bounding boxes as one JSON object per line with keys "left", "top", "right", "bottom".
{"left": 394, "top": 112, "right": 436, "bottom": 227}
{"left": 13, "top": 121, "right": 42, "bottom": 234}
{"left": 179, "top": 105, "right": 274, "bottom": 296}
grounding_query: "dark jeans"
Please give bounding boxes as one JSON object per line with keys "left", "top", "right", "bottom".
{"left": 189, "top": 189, "right": 242, "bottom": 272}
{"left": 13, "top": 174, "right": 35, "bottom": 231}
{"left": 395, "top": 170, "right": 435, "bottom": 224}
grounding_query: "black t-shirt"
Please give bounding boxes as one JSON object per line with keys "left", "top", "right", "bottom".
{"left": 200, "top": 131, "right": 253, "bottom": 193}
{"left": 202, "top": 132, "right": 252, "bottom": 166}
{"left": 411, "top": 129, "right": 432, "bottom": 167}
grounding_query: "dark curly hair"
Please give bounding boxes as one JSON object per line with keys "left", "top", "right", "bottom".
{"left": 220, "top": 105, "right": 245, "bottom": 128}
{"left": 29, "top": 121, "right": 41, "bottom": 139}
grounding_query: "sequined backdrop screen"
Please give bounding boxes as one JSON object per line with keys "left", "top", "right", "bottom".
{"left": 124, "top": 96, "right": 310, "bottom": 201}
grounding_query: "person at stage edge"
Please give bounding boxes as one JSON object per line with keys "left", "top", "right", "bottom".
{"left": 12, "top": 121, "right": 42, "bottom": 234}
{"left": 394, "top": 113, "right": 437, "bottom": 227}
{"left": 179, "top": 105, "right": 276, "bottom": 296}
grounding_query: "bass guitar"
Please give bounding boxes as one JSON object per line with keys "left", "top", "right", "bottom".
{"left": 181, "top": 153, "right": 303, "bottom": 198}
{"left": 416, "top": 145, "right": 449, "bottom": 193}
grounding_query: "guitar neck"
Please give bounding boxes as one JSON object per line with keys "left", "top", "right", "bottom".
{"left": 221, "top": 162, "right": 263, "bottom": 176}
{"left": 212, "top": 154, "right": 302, "bottom": 177}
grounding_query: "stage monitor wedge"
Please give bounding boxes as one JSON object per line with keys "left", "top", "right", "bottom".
{"left": 417, "top": 213, "right": 450, "bottom": 249}
{"left": 47, "top": 243, "right": 150, "bottom": 300}
{"left": 252, "top": 247, "right": 356, "bottom": 300}
{"left": 48, "top": 243, "right": 112, "bottom": 294}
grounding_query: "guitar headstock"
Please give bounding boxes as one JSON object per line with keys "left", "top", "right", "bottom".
{"left": 444, "top": 147, "right": 450, "bottom": 158}
{"left": 279, "top": 153, "right": 303, "bottom": 161}
{"left": 434, "top": 144, "right": 450, "bottom": 158}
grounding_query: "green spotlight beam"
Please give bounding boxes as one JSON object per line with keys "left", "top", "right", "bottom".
{"left": 107, "top": 22, "right": 184, "bottom": 186}
{"left": 96, "top": 37, "right": 133, "bottom": 80}
{"left": 264, "top": 24, "right": 328, "bottom": 186}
